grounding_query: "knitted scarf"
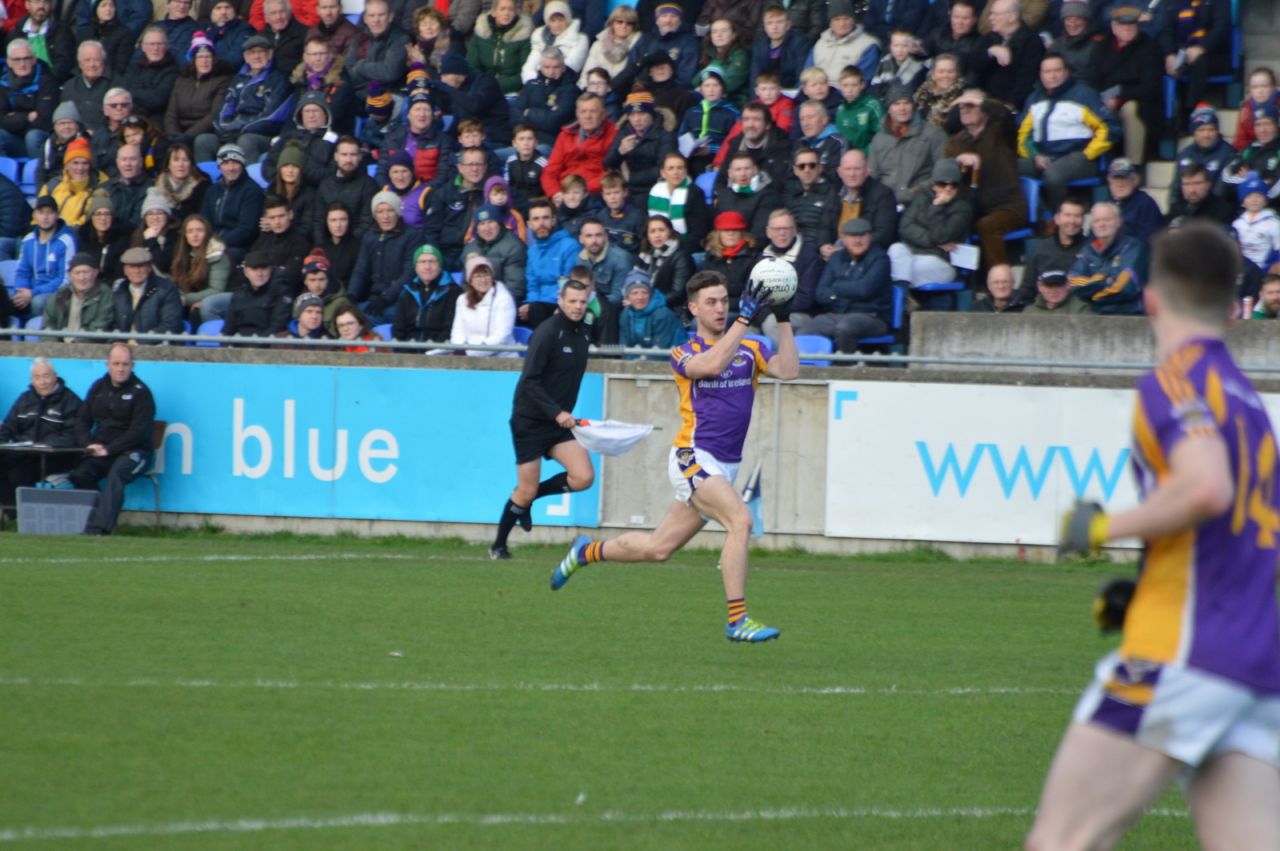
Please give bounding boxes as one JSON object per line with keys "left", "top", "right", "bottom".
{"left": 649, "top": 178, "right": 690, "bottom": 234}
{"left": 306, "top": 58, "right": 334, "bottom": 90}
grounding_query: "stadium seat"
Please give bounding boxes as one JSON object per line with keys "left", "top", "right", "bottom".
{"left": 140, "top": 420, "right": 166, "bottom": 527}
{"left": 195, "top": 319, "right": 223, "bottom": 347}
{"left": 441, "top": 114, "right": 454, "bottom": 132}
{"left": 0, "top": 156, "right": 19, "bottom": 183}
{"left": 691, "top": 251, "right": 705, "bottom": 269}
{"left": 4, "top": 315, "right": 21, "bottom": 336}
{"left": 744, "top": 333, "right": 772, "bottom": 350}
{"left": 1007, "top": 177, "right": 1040, "bottom": 237}
{"left": 914, "top": 281, "right": 966, "bottom": 312}
{"left": 795, "top": 334, "right": 833, "bottom": 367}
{"left": 372, "top": 323, "right": 392, "bottom": 341}
{"left": 1161, "top": 0, "right": 1242, "bottom": 133}
{"left": 0, "top": 258, "right": 19, "bottom": 290}
{"left": 345, "top": 12, "right": 360, "bottom": 24}
{"left": 196, "top": 161, "right": 220, "bottom": 181}
{"left": 22, "top": 314, "right": 42, "bottom": 341}
{"left": 695, "top": 171, "right": 716, "bottom": 204}
{"left": 19, "top": 158, "right": 38, "bottom": 195}
{"left": 367, "top": 163, "right": 378, "bottom": 178}
{"left": 857, "top": 283, "right": 907, "bottom": 349}
{"left": 451, "top": 271, "right": 463, "bottom": 285}
{"left": 246, "top": 162, "right": 268, "bottom": 188}
{"left": 512, "top": 326, "right": 532, "bottom": 346}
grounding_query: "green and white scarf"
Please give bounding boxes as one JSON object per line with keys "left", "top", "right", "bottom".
{"left": 649, "top": 178, "right": 691, "bottom": 235}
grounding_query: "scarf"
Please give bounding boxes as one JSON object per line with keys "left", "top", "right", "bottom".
{"left": 306, "top": 58, "right": 333, "bottom": 90}
{"left": 158, "top": 173, "right": 198, "bottom": 205}
{"left": 649, "top": 178, "right": 690, "bottom": 234}
{"left": 597, "top": 29, "right": 630, "bottom": 64}
{"left": 721, "top": 239, "right": 748, "bottom": 258}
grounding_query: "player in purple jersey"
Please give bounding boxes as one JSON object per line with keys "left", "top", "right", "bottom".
{"left": 1027, "top": 224, "right": 1280, "bottom": 850}
{"left": 548, "top": 269, "right": 801, "bottom": 642}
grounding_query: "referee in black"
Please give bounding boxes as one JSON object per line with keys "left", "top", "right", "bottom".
{"left": 490, "top": 274, "right": 596, "bottom": 559}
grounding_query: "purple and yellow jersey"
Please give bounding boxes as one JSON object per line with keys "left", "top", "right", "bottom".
{"left": 1126, "top": 338, "right": 1280, "bottom": 694}
{"left": 669, "top": 334, "right": 774, "bottom": 464}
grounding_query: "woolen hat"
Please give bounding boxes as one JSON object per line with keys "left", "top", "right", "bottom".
{"left": 713, "top": 210, "right": 749, "bottom": 231}
{"left": 371, "top": 190, "right": 401, "bottom": 214}
{"left": 301, "top": 248, "right": 330, "bottom": 274}
{"left": 242, "top": 249, "right": 272, "bottom": 268}
{"left": 365, "top": 80, "right": 393, "bottom": 123}
{"left": 216, "top": 143, "right": 246, "bottom": 165}
{"left": 440, "top": 53, "right": 470, "bottom": 77}
{"left": 277, "top": 140, "right": 306, "bottom": 171}
{"left": 543, "top": 0, "right": 571, "bottom": 20}
{"left": 624, "top": 268, "right": 652, "bottom": 293}
{"left": 293, "top": 292, "right": 324, "bottom": 318}
{"left": 464, "top": 254, "right": 492, "bottom": 280}
{"left": 885, "top": 81, "right": 913, "bottom": 104}
{"left": 624, "top": 89, "right": 656, "bottom": 114}
{"left": 1189, "top": 103, "right": 1219, "bottom": 129}
{"left": 140, "top": 187, "right": 173, "bottom": 216}
{"left": 644, "top": 50, "right": 675, "bottom": 69}
{"left": 654, "top": 1, "right": 682, "bottom": 18}
{"left": 828, "top": 0, "right": 856, "bottom": 18}
{"left": 64, "top": 136, "right": 91, "bottom": 164}
{"left": 386, "top": 149, "right": 414, "bottom": 172}
{"left": 87, "top": 188, "right": 113, "bottom": 216}
{"left": 1238, "top": 172, "right": 1268, "bottom": 202}
{"left": 52, "top": 101, "right": 80, "bottom": 125}
{"left": 1256, "top": 103, "right": 1280, "bottom": 125}
{"left": 696, "top": 63, "right": 726, "bottom": 86}
{"left": 840, "top": 218, "right": 871, "bottom": 235}
{"left": 474, "top": 204, "right": 501, "bottom": 224}
{"left": 69, "top": 251, "right": 97, "bottom": 270}
{"left": 414, "top": 244, "right": 444, "bottom": 265}
{"left": 930, "top": 158, "right": 962, "bottom": 184}
{"left": 1060, "top": 1, "right": 1088, "bottom": 17}
{"left": 187, "top": 30, "right": 215, "bottom": 61}
{"left": 121, "top": 246, "right": 153, "bottom": 265}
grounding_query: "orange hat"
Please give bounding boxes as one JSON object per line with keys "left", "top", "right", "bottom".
{"left": 65, "top": 136, "right": 91, "bottom": 164}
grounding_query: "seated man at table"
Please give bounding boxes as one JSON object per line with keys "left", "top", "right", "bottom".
{"left": 67, "top": 342, "right": 157, "bottom": 535}
{"left": 0, "top": 357, "right": 82, "bottom": 518}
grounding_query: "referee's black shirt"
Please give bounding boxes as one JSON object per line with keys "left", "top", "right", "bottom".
{"left": 512, "top": 312, "right": 590, "bottom": 424}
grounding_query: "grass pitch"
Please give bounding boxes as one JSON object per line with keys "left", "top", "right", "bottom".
{"left": 0, "top": 532, "right": 1198, "bottom": 849}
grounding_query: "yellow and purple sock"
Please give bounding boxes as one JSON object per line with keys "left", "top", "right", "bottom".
{"left": 577, "top": 540, "right": 606, "bottom": 564}
{"left": 727, "top": 598, "right": 747, "bottom": 625}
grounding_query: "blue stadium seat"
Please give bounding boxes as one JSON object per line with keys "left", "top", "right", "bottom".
{"left": 0, "top": 258, "right": 18, "bottom": 290}
{"left": 0, "top": 156, "right": 19, "bottom": 183}
{"left": 451, "top": 271, "right": 464, "bottom": 285}
{"left": 246, "top": 162, "right": 268, "bottom": 188}
{"left": 366, "top": 163, "right": 378, "bottom": 177}
{"left": 691, "top": 251, "right": 705, "bottom": 269}
{"left": 195, "top": 319, "right": 224, "bottom": 347}
{"left": 857, "top": 283, "right": 907, "bottom": 348}
{"left": 915, "top": 281, "right": 967, "bottom": 312}
{"left": 695, "top": 171, "right": 716, "bottom": 204}
{"left": 441, "top": 114, "right": 454, "bottom": 132}
{"left": 373, "top": 323, "right": 392, "bottom": 341}
{"left": 345, "top": 12, "right": 360, "bottom": 24}
{"left": 795, "top": 334, "right": 833, "bottom": 367}
{"left": 1006, "top": 177, "right": 1040, "bottom": 236}
{"left": 22, "top": 314, "right": 43, "bottom": 341}
{"left": 196, "top": 161, "right": 221, "bottom": 181}
{"left": 1161, "top": 0, "right": 1242, "bottom": 129}
{"left": 4, "top": 315, "right": 21, "bottom": 332}
{"left": 19, "top": 158, "right": 38, "bottom": 195}
{"left": 512, "top": 326, "right": 533, "bottom": 345}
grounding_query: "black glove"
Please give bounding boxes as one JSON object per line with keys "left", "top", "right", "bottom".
{"left": 1092, "top": 578, "right": 1135, "bottom": 632}
{"left": 1058, "top": 500, "right": 1109, "bottom": 560}
{"left": 772, "top": 295, "right": 793, "bottom": 324}
{"left": 736, "top": 280, "right": 776, "bottom": 326}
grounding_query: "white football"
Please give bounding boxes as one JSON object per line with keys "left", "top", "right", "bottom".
{"left": 748, "top": 256, "right": 798, "bottom": 303}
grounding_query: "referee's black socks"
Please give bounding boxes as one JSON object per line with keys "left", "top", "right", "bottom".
{"left": 535, "top": 473, "right": 570, "bottom": 499}
{"left": 494, "top": 499, "right": 530, "bottom": 549}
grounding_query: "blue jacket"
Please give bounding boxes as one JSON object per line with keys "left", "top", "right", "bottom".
{"left": 201, "top": 175, "right": 265, "bottom": 252}
{"left": 525, "top": 228, "right": 580, "bottom": 305}
{"left": 864, "top": 0, "right": 928, "bottom": 41}
{"left": 76, "top": 0, "right": 151, "bottom": 37}
{"left": 677, "top": 99, "right": 739, "bottom": 156}
{"left": 748, "top": 30, "right": 812, "bottom": 90}
{"left": 215, "top": 63, "right": 295, "bottom": 138}
{"left": 1017, "top": 75, "right": 1114, "bottom": 161}
{"left": 1114, "top": 190, "right": 1163, "bottom": 246}
{"left": 13, "top": 221, "right": 76, "bottom": 297}
{"left": 620, "top": 295, "right": 686, "bottom": 354}
{"left": 813, "top": 244, "right": 893, "bottom": 322}
{"left": 209, "top": 19, "right": 255, "bottom": 69}
{"left": 581, "top": 244, "right": 634, "bottom": 305}
{"left": 1068, "top": 235, "right": 1146, "bottom": 315}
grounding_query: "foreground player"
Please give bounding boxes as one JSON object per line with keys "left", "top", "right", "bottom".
{"left": 489, "top": 278, "right": 594, "bottom": 560}
{"left": 1028, "top": 224, "right": 1280, "bottom": 850}
{"left": 550, "top": 269, "right": 800, "bottom": 642}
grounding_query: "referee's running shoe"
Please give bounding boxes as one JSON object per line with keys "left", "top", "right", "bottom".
{"left": 550, "top": 534, "right": 590, "bottom": 590}
{"left": 488, "top": 545, "right": 511, "bottom": 560}
{"left": 725, "top": 617, "right": 780, "bottom": 643}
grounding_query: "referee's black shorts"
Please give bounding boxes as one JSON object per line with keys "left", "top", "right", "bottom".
{"left": 510, "top": 414, "right": 575, "bottom": 464}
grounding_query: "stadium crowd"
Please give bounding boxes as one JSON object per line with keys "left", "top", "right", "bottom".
{"left": 0, "top": 0, "right": 1264, "bottom": 356}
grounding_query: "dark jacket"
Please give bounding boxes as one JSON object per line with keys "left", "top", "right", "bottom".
{"left": 836, "top": 176, "right": 902, "bottom": 251}
{"left": 431, "top": 71, "right": 511, "bottom": 143}
{"left": 701, "top": 244, "right": 760, "bottom": 301}
{"left": 75, "top": 372, "right": 154, "bottom": 454}
{"left": 638, "top": 241, "right": 695, "bottom": 309}
{"left": 600, "top": 202, "right": 647, "bottom": 257}
{"left": 78, "top": 17, "right": 135, "bottom": 76}
{"left": 263, "top": 17, "right": 308, "bottom": 74}
{"left": 208, "top": 18, "right": 255, "bottom": 69}
{"left": 783, "top": 176, "right": 840, "bottom": 250}
{"left": 76, "top": 223, "right": 131, "bottom": 283}
{"left": 315, "top": 233, "right": 359, "bottom": 289}
{"left": 222, "top": 276, "right": 293, "bottom": 337}
{"left": 1157, "top": 0, "right": 1230, "bottom": 57}
{"left": 603, "top": 121, "right": 677, "bottom": 197}
{"left": 922, "top": 24, "right": 983, "bottom": 81}
{"left": 977, "top": 24, "right": 1045, "bottom": 110}
{"left": 59, "top": 73, "right": 111, "bottom": 129}
{"left": 307, "top": 166, "right": 378, "bottom": 241}
{"left": 0, "top": 171, "right": 27, "bottom": 238}
{"left": 1068, "top": 234, "right": 1146, "bottom": 315}
{"left": 1164, "top": 190, "right": 1235, "bottom": 228}
{"left": 944, "top": 101, "right": 1025, "bottom": 217}
{"left": 897, "top": 190, "right": 974, "bottom": 259}
{"left": 247, "top": 227, "right": 311, "bottom": 293}
{"left": 106, "top": 175, "right": 148, "bottom": 230}
{"left": 763, "top": 235, "right": 824, "bottom": 313}
{"left": 748, "top": 30, "right": 812, "bottom": 89}
{"left": 0, "top": 379, "right": 81, "bottom": 445}
{"left": 713, "top": 178, "right": 783, "bottom": 241}
{"left": 422, "top": 177, "right": 483, "bottom": 257}
{"left": 344, "top": 24, "right": 411, "bottom": 94}
{"left": 214, "top": 62, "right": 295, "bottom": 139}
{"left": 629, "top": 28, "right": 700, "bottom": 88}
{"left": 164, "top": 61, "right": 233, "bottom": 138}
{"left": 6, "top": 17, "right": 76, "bottom": 83}
{"left": 511, "top": 67, "right": 579, "bottom": 147}
{"left": 111, "top": 274, "right": 184, "bottom": 338}
{"left": 513, "top": 309, "right": 590, "bottom": 424}
{"left": 1114, "top": 189, "right": 1163, "bottom": 245}
{"left": 813, "top": 244, "right": 893, "bottom": 322}
{"left": 377, "top": 119, "right": 446, "bottom": 185}
{"left": 1018, "top": 230, "right": 1086, "bottom": 305}
{"left": 391, "top": 274, "right": 461, "bottom": 342}
{"left": 201, "top": 174, "right": 265, "bottom": 252}
{"left": 864, "top": 0, "right": 928, "bottom": 41}
{"left": 348, "top": 222, "right": 419, "bottom": 314}
{"left": 714, "top": 125, "right": 793, "bottom": 188}
{"left": 289, "top": 53, "right": 356, "bottom": 133}
{"left": 0, "top": 63, "right": 58, "bottom": 135}
{"left": 262, "top": 94, "right": 339, "bottom": 187}
{"left": 44, "top": 279, "right": 116, "bottom": 332}
{"left": 120, "top": 53, "right": 179, "bottom": 124}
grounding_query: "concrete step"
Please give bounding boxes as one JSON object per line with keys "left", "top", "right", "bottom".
{"left": 1146, "top": 161, "right": 1176, "bottom": 187}
{"left": 1012, "top": 264, "right": 1025, "bottom": 287}
{"left": 1219, "top": 108, "right": 1239, "bottom": 139}
{"left": 1153, "top": 192, "right": 1170, "bottom": 216}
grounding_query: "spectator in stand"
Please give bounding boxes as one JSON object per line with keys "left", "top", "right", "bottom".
{"left": 259, "top": 0, "right": 307, "bottom": 74}
{"left": 288, "top": 36, "right": 355, "bottom": 135}
{"left": 521, "top": 199, "right": 581, "bottom": 327}
{"left": 164, "top": 34, "right": 233, "bottom": 147}
{"left": 77, "top": 0, "right": 142, "bottom": 76}
{"left": 196, "top": 34, "right": 294, "bottom": 163}
{"left": 121, "top": 27, "right": 179, "bottom": 126}
{"left": 800, "top": 218, "right": 893, "bottom": 351}
{"left": 648, "top": 152, "right": 708, "bottom": 253}
{"left": 868, "top": 82, "right": 948, "bottom": 205}
{"left": 1158, "top": 0, "right": 1231, "bottom": 123}
{"left": 152, "top": 141, "right": 208, "bottom": 223}
{"left": 335, "top": 306, "right": 380, "bottom": 351}
{"left": 131, "top": 188, "right": 179, "bottom": 274}
{"left": 1053, "top": 1, "right": 1102, "bottom": 84}
{"left": 1068, "top": 201, "right": 1145, "bottom": 314}
{"left": 315, "top": 201, "right": 357, "bottom": 287}
{"left": 1234, "top": 68, "right": 1280, "bottom": 152}
{"left": 1093, "top": 4, "right": 1161, "bottom": 164}
{"left": 463, "top": 204, "right": 526, "bottom": 301}
{"left": 60, "top": 41, "right": 111, "bottom": 130}
{"left": 43, "top": 252, "right": 116, "bottom": 334}
{"left": 37, "top": 102, "right": 89, "bottom": 189}
{"left": 576, "top": 217, "right": 632, "bottom": 341}
{"left": 602, "top": 90, "right": 676, "bottom": 201}
{"left": 637, "top": 213, "right": 694, "bottom": 311}
{"left": 375, "top": 90, "right": 443, "bottom": 184}
{"left": 0, "top": 170, "right": 23, "bottom": 260}
{"left": 381, "top": 152, "right": 429, "bottom": 230}
{"left": 307, "top": 135, "right": 377, "bottom": 240}
{"left": 920, "top": 0, "right": 983, "bottom": 84}
{"left": 350, "top": 191, "right": 419, "bottom": 323}
{"left": 781, "top": 0, "right": 828, "bottom": 41}
{"left": 794, "top": 98, "right": 848, "bottom": 186}
{"left": 807, "top": 0, "right": 880, "bottom": 83}
{"left": 0, "top": 39, "right": 57, "bottom": 159}
{"left": 1017, "top": 52, "right": 1113, "bottom": 214}
{"left": 261, "top": 91, "right": 338, "bottom": 188}
{"left": 750, "top": 5, "right": 810, "bottom": 91}
{"left": 0, "top": 358, "right": 81, "bottom": 515}
{"left": 828, "top": 148, "right": 897, "bottom": 258}
{"left": 794, "top": 65, "right": 843, "bottom": 133}
{"left": 423, "top": 146, "right": 487, "bottom": 272}
{"left": 200, "top": 142, "right": 263, "bottom": 260}
{"left": 700, "top": 18, "right": 750, "bottom": 106}
{"left": 281, "top": 292, "right": 331, "bottom": 341}
{"left": 629, "top": 2, "right": 700, "bottom": 88}
{"left": 712, "top": 101, "right": 791, "bottom": 187}
{"left": 597, "top": 171, "right": 645, "bottom": 256}
{"left": 89, "top": 86, "right": 133, "bottom": 172}
{"left": 511, "top": 46, "right": 579, "bottom": 150}
{"left": 41, "top": 136, "right": 108, "bottom": 227}
{"left": 888, "top": 158, "right": 973, "bottom": 289}
{"left": 521, "top": 1, "right": 588, "bottom": 83}
{"left": 206, "top": 0, "right": 254, "bottom": 68}
{"left": 465, "top": 0, "right": 531, "bottom": 94}
{"left": 869, "top": 30, "right": 926, "bottom": 102}
{"left": 945, "top": 89, "right": 1026, "bottom": 271}
{"left": 1234, "top": 174, "right": 1280, "bottom": 271}
{"left": 783, "top": 146, "right": 839, "bottom": 252}
{"left": 540, "top": 92, "right": 617, "bottom": 201}
{"left": 296, "top": 247, "right": 352, "bottom": 333}
{"left": 430, "top": 54, "right": 512, "bottom": 152}
{"left": 392, "top": 243, "right": 460, "bottom": 342}
{"left": 450, "top": 252, "right": 518, "bottom": 356}
{"left": 76, "top": 190, "right": 130, "bottom": 282}
{"left": 583, "top": 6, "right": 640, "bottom": 92}
{"left": 1172, "top": 104, "right": 1236, "bottom": 204}
{"left": 1105, "top": 158, "right": 1162, "bottom": 245}
{"left": 155, "top": 0, "right": 198, "bottom": 69}
{"left": 713, "top": 152, "right": 781, "bottom": 241}
{"left": 1165, "top": 162, "right": 1235, "bottom": 228}
{"left": 106, "top": 143, "right": 147, "bottom": 229}
{"left": 170, "top": 212, "right": 230, "bottom": 319}
{"left": 112, "top": 245, "right": 184, "bottom": 335}
{"left": 344, "top": 0, "right": 410, "bottom": 102}
{"left": 1252, "top": 274, "right": 1280, "bottom": 319}
{"left": 618, "top": 270, "right": 685, "bottom": 354}
{"left": 701, "top": 209, "right": 759, "bottom": 305}
{"left": 245, "top": 192, "right": 309, "bottom": 292}
{"left": 1022, "top": 268, "right": 1090, "bottom": 314}
{"left": 677, "top": 65, "right": 738, "bottom": 174}
{"left": 307, "top": 0, "right": 358, "bottom": 56}
{"left": 1222, "top": 104, "right": 1280, "bottom": 202}
{"left": 976, "top": 0, "right": 1044, "bottom": 111}
{"left": 834, "top": 66, "right": 883, "bottom": 152}
{"left": 67, "top": 343, "right": 155, "bottom": 535}
{"left": 969, "top": 262, "right": 1024, "bottom": 312}
{"left": 1017, "top": 197, "right": 1087, "bottom": 306}
{"left": 221, "top": 248, "right": 292, "bottom": 338}
{"left": 913, "top": 54, "right": 964, "bottom": 130}
{"left": 633, "top": 50, "right": 697, "bottom": 126}
{"left": 8, "top": 0, "right": 75, "bottom": 84}
{"left": 10, "top": 196, "right": 76, "bottom": 319}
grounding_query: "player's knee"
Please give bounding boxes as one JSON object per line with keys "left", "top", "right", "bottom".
{"left": 724, "top": 504, "right": 753, "bottom": 535}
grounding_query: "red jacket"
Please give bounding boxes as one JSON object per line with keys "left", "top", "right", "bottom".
{"left": 250, "top": 0, "right": 318, "bottom": 29}
{"left": 540, "top": 120, "right": 618, "bottom": 198}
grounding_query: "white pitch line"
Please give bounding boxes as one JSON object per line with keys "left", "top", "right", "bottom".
{"left": 0, "top": 805, "right": 1191, "bottom": 842}
{"left": 0, "top": 675, "right": 1077, "bottom": 697}
{"left": 0, "top": 552, "right": 489, "bottom": 566}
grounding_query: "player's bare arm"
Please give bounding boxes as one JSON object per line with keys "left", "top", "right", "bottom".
{"left": 1107, "top": 433, "right": 1234, "bottom": 542}
{"left": 766, "top": 317, "right": 801, "bottom": 381}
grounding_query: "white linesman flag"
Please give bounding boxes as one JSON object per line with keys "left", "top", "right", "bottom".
{"left": 571, "top": 419, "right": 655, "bottom": 456}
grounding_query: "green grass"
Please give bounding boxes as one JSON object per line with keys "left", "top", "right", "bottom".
{"left": 0, "top": 533, "right": 1196, "bottom": 849}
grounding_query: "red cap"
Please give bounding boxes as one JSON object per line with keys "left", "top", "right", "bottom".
{"left": 713, "top": 210, "right": 749, "bottom": 231}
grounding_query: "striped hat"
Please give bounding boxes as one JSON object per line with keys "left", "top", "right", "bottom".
{"left": 366, "top": 81, "right": 393, "bottom": 123}
{"left": 655, "top": 2, "right": 682, "bottom": 17}
{"left": 187, "top": 30, "right": 215, "bottom": 61}
{"left": 623, "top": 90, "right": 655, "bottom": 114}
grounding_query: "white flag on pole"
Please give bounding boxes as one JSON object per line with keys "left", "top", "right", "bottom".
{"left": 571, "top": 419, "right": 655, "bottom": 456}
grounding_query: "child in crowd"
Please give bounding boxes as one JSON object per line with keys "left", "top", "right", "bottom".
{"left": 869, "top": 30, "right": 926, "bottom": 101}
{"left": 504, "top": 124, "right": 547, "bottom": 216}
{"left": 751, "top": 71, "right": 795, "bottom": 134}
{"left": 677, "top": 65, "right": 739, "bottom": 173}
{"left": 439, "top": 118, "right": 501, "bottom": 185}
{"left": 618, "top": 270, "right": 687, "bottom": 355}
{"left": 1233, "top": 174, "right": 1280, "bottom": 270}
{"left": 1235, "top": 67, "right": 1280, "bottom": 151}
{"left": 792, "top": 66, "right": 842, "bottom": 140}
{"left": 835, "top": 66, "right": 884, "bottom": 153}
{"left": 555, "top": 173, "right": 597, "bottom": 236}
{"left": 359, "top": 81, "right": 395, "bottom": 153}
{"left": 480, "top": 176, "right": 527, "bottom": 242}
{"left": 583, "top": 67, "right": 622, "bottom": 123}
{"left": 599, "top": 171, "right": 645, "bottom": 256}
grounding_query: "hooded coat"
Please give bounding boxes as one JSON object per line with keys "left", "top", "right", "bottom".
{"left": 289, "top": 52, "right": 356, "bottom": 133}
{"left": 462, "top": 226, "right": 527, "bottom": 301}
{"left": 392, "top": 272, "right": 462, "bottom": 342}
{"left": 262, "top": 91, "right": 338, "bottom": 186}
{"left": 466, "top": 12, "right": 533, "bottom": 94}
{"left": 521, "top": 12, "right": 588, "bottom": 82}
{"left": 348, "top": 219, "right": 419, "bottom": 316}
{"left": 619, "top": 290, "right": 686, "bottom": 350}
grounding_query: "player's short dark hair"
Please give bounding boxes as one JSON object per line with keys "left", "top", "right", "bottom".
{"left": 1150, "top": 223, "right": 1240, "bottom": 324}
{"left": 686, "top": 270, "right": 728, "bottom": 301}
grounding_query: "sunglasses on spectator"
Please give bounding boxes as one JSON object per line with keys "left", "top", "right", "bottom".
{"left": 795, "top": 162, "right": 820, "bottom": 170}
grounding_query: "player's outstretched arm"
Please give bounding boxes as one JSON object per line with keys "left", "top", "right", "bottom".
{"left": 683, "top": 284, "right": 774, "bottom": 379}
{"left": 767, "top": 304, "right": 801, "bottom": 381}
